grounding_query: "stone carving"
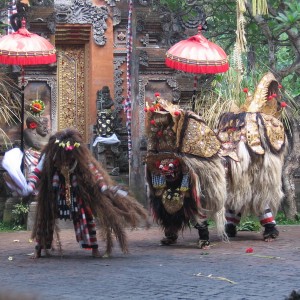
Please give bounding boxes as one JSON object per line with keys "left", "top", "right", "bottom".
{"left": 24, "top": 116, "right": 50, "bottom": 151}
{"left": 112, "top": 7, "right": 121, "bottom": 26}
{"left": 138, "top": 0, "right": 151, "bottom": 6}
{"left": 31, "top": 0, "right": 53, "bottom": 6}
{"left": 154, "top": 3, "right": 206, "bottom": 47}
{"left": 93, "top": 86, "right": 121, "bottom": 175}
{"left": 136, "top": 19, "right": 145, "bottom": 33}
{"left": 113, "top": 57, "right": 126, "bottom": 122}
{"left": 23, "top": 114, "right": 50, "bottom": 176}
{"left": 47, "top": 12, "right": 56, "bottom": 34}
{"left": 117, "top": 31, "right": 126, "bottom": 42}
{"left": 139, "top": 50, "right": 149, "bottom": 67}
{"left": 104, "top": 0, "right": 120, "bottom": 7}
{"left": 178, "top": 5, "right": 206, "bottom": 29}
{"left": 96, "top": 86, "right": 116, "bottom": 138}
{"left": 22, "top": 76, "right": 57, "bottom": 133}
{"left": 54, "top": 0, "right": 109, "bottom": 46}
{"left": 54, "top": 0, "right": 72, "bottom": 23}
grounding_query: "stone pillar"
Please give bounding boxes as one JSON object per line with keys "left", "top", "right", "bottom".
{"left": 0, "top": 197, "right": 6, "bottom": 221}
{"left": 3, "top": 197, "right": 22, "bottom": 224}
{"left": 27, "top": 201, "right": 37, "bottom": 231}
{"left": 129, "top": 8, "right": 148, "bottom": 207}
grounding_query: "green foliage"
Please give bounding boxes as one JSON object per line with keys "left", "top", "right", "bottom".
{"left": 0, "top": 222, "right": 15, "bottom": 231}
{"left": 159, "top": 0, "right": 300, "bottom": 101}
{"left": 273, "top": 1, "right": 300, "bottom": 33}
{"left": 11, "top": 202, "right": 29, "bottom": 228}
{"left": 237, "top": 211, "right": 300, "bottom": 232}
{"left": 238, "top": 219, "right": 261, "bottom": 232}
{"left": 275, "top": 211, "right": 300, "bottom": 225}
{"left": 208, "top": 210, "right": 300, "bottom": 232}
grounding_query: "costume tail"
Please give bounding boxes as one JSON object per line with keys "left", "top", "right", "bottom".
{"left": 92, "top": 186, "right": 149, "bottom": 254}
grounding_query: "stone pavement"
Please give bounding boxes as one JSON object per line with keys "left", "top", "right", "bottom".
{"left": 0, "top": 224, "right": 300, "bottom": 300}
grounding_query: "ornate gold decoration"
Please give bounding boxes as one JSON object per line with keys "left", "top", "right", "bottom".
{"left": 60, "top": 165, "right": 71, "bottom": 207}
{"left": 57, "top": 45, "right": 88, "bottom": 142}
{"left": 146, "top": 97, "right": 220, "bottom": 158}
{"left": 261, "top": 114, "right": 285, "bottom": 151}
{"left": 161, "top": 188, "right": 184, "bottom": 214}
{"left": 177, "top": 113, "right": 221, "bottom": 158}
{"left": 245, "top": 113, "right": 265, "bottom": 154}
{"left": 218, "top": 127, "right": 244, "bottom": 161}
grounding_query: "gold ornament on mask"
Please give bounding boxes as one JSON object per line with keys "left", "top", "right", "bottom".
{"left": 60, "top": 165, "right": 71, "bottom": 206}
{"left": 162, "top": 188, "right": 184, "bottom": 214}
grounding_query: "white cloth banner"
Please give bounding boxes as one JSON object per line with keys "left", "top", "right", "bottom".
{"left": 92, "top": 133, "right": 120, "bottom": 147}
{"left": 2, "top": 148, "right": 27, "bottom": 190}
{"left": 1, "top": 148, "right": 33, "bottom": 196}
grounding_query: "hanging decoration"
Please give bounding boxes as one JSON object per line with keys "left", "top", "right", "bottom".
{"left": 236, "top": 0, "right": 247, "bottom": 54}
{"left": 125, "top": 0, "right": 133, "bottom": 159}
{"left": 29, "top": 99, "right": 45, "bottom": 116}
{"left": 252, "top": 0, "right": 268, "bottom": 16}
{"left": 231, "top": 0, "right": 248, "bottom": 90}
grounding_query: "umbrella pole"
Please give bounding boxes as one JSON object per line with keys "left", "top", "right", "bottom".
{"left": 192, "top": 75, "right": 197, "bottom": 111}
{"left": 20, "top": 66, "right": 25, "bottom": 173}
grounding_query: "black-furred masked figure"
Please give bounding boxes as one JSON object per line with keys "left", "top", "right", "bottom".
{"left": 145, "top": 95, "right": 227, "bottom": 249}
{"left": 3, "top": 128, "right": 148, "bottom": 258}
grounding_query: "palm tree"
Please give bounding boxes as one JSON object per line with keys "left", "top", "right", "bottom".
{"left": 0, "top": 68, "right": 21, "bottom": 152}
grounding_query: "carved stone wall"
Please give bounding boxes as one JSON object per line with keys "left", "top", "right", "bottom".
{"left": 54, "top": 0, "right": 109, "bottom": 46}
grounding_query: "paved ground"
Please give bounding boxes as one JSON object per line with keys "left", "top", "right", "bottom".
{"left": 0, "top": 224, "right": 300, "bottom": 300}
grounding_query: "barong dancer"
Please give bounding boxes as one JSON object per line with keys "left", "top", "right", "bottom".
{"left": 217, "top": 72, "right": 288, "bottom": 241}
{"left": 145, "top": 94, "right": 227, "bottom": 249}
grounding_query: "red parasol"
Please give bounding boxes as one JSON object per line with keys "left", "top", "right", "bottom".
{"left": 165, "top": 26, "right": 229, "bottom": 110}
{"left": 0, "top": 18, "right": 56, "bottom": 160}
{"left": 165, "top": 26, "right": 229, "bottom": 74}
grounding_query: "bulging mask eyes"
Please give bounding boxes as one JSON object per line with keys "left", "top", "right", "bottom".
{"left": 159, "top": 164, "right": 163, "bottom": 170}
{"left": 168, "top": 163, "right": 174, "bottom": 170}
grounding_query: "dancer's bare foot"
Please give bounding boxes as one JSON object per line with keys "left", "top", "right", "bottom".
{"left": 31, "top": 247, "right": 41, "bottom": 259}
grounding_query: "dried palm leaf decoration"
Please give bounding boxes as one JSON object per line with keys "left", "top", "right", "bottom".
{"left": 252, "top": 0, "right": 268, "bottom": 16}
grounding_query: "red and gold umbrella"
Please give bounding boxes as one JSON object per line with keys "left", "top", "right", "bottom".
{"left": 165, "top": 26, "right": 229, "bottom": 110}
{"left": 166, "top": 26, "right": 229, "bottom": 74}
{"left": 0, "top": 18, "right": 56, "bottom": 157}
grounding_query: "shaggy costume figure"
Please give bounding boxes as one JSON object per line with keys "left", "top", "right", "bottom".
{"left": 3, "top": 128, "right": 148, "bottom": 258}
{"left": 145, "top": 96, "right": 227, "bottom": 248}
{"left": 217, "top": 72, "right": 288, "bottom": 241}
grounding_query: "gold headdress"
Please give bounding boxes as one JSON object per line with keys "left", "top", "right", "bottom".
{"left": 218, "top": 72, "right": 286, "bottom": 157}
{"left": 241, "top": 72, "right": 281, "bottom": 117}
